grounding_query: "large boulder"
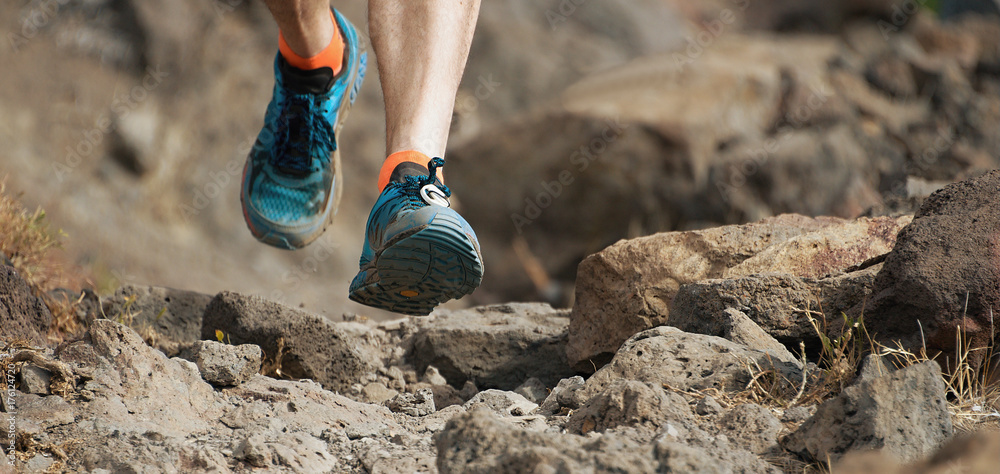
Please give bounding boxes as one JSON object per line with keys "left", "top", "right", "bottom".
{"left": 0, "top": 266, "right": 53, "bottom": 346}
{"left": 408, "top": 303, "right": 574, "bottom": 390}
{"left": 202, "top": 291, "right": 383, "bottom": 394}
{"left": 863, "top": 171, "right": 1000, "bottom": 366}
{"left": 568, "top": 215, "right": 908, "bottom": 370}
{"left": 782, "top": 360, "right": 953, "bottom": 464}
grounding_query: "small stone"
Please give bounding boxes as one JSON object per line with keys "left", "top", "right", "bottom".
{"left": 386, "top": 388, "right": 436, "bottom": 417}
{"left": 458, "top": 380, "right": 479, "bottom": 401}
{"left": 235, "top": 434, "right": 271, "bottom": 468}
{"left": 514, "top": 377, "right": 548, "bottom": 404}
{"left": 423, "top": 366, "right": 448, "bottom": 386}
{"left": 781, "top": 406, "right": 814, "bottom": 424}
{"left": 463, "top": 390, "right": 538, "bottom": 417}
{"left": 25, "top": 453, "right": 54, "bottom": 472}
{"left": 538, "top": 376, "right": 585, "bottom": 415}
{"left": 188, "top": 340, "right": 262, "bottom": 387}
{"left": 20, "top": 365, "right": 51, "bottom": 394}
{"left": 696, "top": 396, "right": 722, "bottom": 416}
{"left": 361, "top": 383, "right": 398, "bottom": 404}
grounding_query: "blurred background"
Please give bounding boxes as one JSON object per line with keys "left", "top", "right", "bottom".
{"left": 0, "top": 0, "right": 997, "bottom": 320}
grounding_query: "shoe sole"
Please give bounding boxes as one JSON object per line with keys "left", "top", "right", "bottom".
{"left": 242, "top": 52, "right": 367, "bottom": 250}
{"left": 349, "top": 211, "right": 484, "bottom": 315}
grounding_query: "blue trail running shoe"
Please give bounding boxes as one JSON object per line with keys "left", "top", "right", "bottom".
{"left": 349, "top": 158, "right": 484, "bottom": 315}
{"left": 241, "top": 9, "right": 367, "bottom": 249}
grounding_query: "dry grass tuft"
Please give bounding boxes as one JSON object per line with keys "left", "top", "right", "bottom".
{"left": 0, "top": 178, "right": 92, "bottom": 342}
{"left": 878, "top": 326, "right": 1000, "bottom": 434}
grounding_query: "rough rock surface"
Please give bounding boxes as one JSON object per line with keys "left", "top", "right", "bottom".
{"left": 0, "top": 266, "right": 53, "bottom": 346}
{"left": 568, "top": 215, "right": 907, "bottom": 370}
{"left": 565, "top": 380, "right": 692, "bottom": 435}
{"left": 184, "top": 340, "right": 262, "bottom": 387}
{"left": 408, "top": 303, "right": 574, "bottom": 389}
{"left": 462, "top": 389, "right": 538, "bottom": 417}
{"left": 671, "top": 264, "right": 882, "bottom": 346}
{"left": 10, "top": 320, "right": 405, "bottom": 472}
{"left": 863, "top": 171, "right": 1000, "bottom": 366}
{"left": 719, "top": 403, "right": 782, "bottom": 455}
{"left": 783, "top": 361, "right": 953, "bottom": 463}
{"left": 202, "top": 291, "right": 383, "bottom": 393}
{"left": 386, "top": 388, "right": 436, "bottom": 417}
{"left": 537, "top": 375, "right": 586, "bottom": 415}
{"left": 580, "top": 326, "right": 802, "bottom": 401}
{"left": 102, "top": 284, "right": 213, "bottom": 346}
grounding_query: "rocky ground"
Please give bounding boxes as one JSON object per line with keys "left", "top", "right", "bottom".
{"left": 2, "top": 0, "right": 1000, "bottom": 473}
{"left": 2, "top": 171, "right": 999, "bottom": 472}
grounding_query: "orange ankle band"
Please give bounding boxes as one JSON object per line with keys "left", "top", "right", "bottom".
{"left": 279, "top": 10, "right": 345, "bottom": 74}
{"left": 378, "top": 151, "right": 445, "bottom": 192}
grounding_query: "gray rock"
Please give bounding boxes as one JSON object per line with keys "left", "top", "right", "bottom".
{"left": 202, "top": 291, "right": 383, "bottom": 393}
{"left": 719, "top": 404, "right": 782, "bottom": 455}
{"left": 102, "top": 285, "right": 213, "bottom": 346}
{"left": 780, "top": 405, "right": 815, "bottom": 424}
{"left": 695, "top": 396, "right": 723, "bottom": 416}
{"left": 436, "top": 408, "right": 660, "bottom": 473}
{"left": 671, "top": 267, "right": 882, "bottom": 346}
{"left": 436, "top": 408, "right": 773, "bottom": 473}
{"left": 20, "top": 365, "right": 51, "bottom": 394}
{"left": 579, "top": 326, "right": 803, "bottom": 401}
{"left": 24, "top": 453, "right": 54, "bottom": 473}
{"left": 387, "top": 388, "right": 436, "bottom": 417}
{"left": 855, "top": 353, "right": 897, "bottom": 385}
{"left": 463, "top": 390, "right": 538, "bottom": 417}
{"left": 44, "top": 320, "right": 400, "bottom": 472}
{"left": 409, "top": 303, "right": 574, "bottom": 390}
{"left": 185, "top": 340, "right": 261, "bottom": 387}
{"left": 513, "top": 377, "right": 548, "bottom": 404}
{"left": 565, "top": 380, "right": 694, "bottom": 435}
{"left": 537, "top": 376, "right": 585, "bottom": 415}
{"left": 783, "top": 360, "right": 953, "bottom": 463}
{"left": 0, "top": 266, "right": 53, "bottom": 346}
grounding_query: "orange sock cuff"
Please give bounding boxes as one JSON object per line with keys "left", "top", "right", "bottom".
{"left": 279, "top": 10, "right": 345, "bottom": 74}
{"left": 378, "top": 151, "right": 445, "bottom": 192}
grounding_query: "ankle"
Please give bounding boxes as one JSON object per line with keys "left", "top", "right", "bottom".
{"left": 279, "top": 10, "right": 345, "bottom": 74}
{"left": 378, "top": 151, "right": 445, "bottom": 192}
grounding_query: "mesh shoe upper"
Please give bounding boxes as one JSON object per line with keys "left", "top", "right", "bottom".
{"left": 241, "top": 9, "right": 366, "bottom": 248}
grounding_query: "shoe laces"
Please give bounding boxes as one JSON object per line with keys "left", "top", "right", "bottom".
{"left": 396, "top": 157, "right": 452, "bottom": 208}
{"left": 272, "top": 94, "right": 337, "bottom": 175}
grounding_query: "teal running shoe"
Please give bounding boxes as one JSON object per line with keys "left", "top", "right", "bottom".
{"left": 241, "top": 9, "right": 367, "bottom": 249}
{"left": 349, "top": 158, "right": 484, "bottom": 315}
